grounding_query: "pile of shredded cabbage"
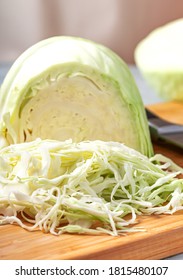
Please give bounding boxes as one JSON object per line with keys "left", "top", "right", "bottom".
{"left": 0, "top": 139, "right": 183, "bottom": 236}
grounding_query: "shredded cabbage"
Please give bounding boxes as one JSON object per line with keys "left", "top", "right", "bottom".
{"left": 0, "top": 139, "right": 182, "bottom": 236}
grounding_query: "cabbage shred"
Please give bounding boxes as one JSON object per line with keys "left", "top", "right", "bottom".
{"left": 0, "top": 139, "right": 183, "bottom": 236}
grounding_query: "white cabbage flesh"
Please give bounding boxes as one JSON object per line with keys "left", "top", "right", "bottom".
{"left": 0, "top": 36, "right": 153, "bottom": 156}
{"left": 19, "top": 73, "right": 137, "bottom": 146}
{"left": 0, "top": 139, "right": 182, "bottom": 235}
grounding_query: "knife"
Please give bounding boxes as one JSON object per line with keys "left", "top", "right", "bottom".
{"left": 146, "top": 108, "right": 183, "bottom": 149}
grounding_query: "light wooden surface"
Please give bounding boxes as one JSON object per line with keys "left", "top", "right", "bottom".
{"left": 0, "top": 101, "right": 183, "bottom": 260}
{"left": 146, "top": 101, "right": 183, "bottom": 125}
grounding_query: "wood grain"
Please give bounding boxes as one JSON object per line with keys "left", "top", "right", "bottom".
{"left": 0, "top": 102, "right": 183, "bottom": 260}
{"left": 1, "top": 212, "right": 183, "bottom": 260}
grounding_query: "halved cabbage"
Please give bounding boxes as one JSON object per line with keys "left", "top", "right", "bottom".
{"left": 0, "top": 36, "right": 153, "bottom": 156}
{"left": 135, "top": 19, "right": 183, "bottom": 101}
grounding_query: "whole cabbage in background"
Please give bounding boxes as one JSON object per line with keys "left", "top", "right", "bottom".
{"left": 0, "top": 36, "right": 153, "bottom": 156}
{"left": 135, "top": 18, "right": 183, "bottom": 102}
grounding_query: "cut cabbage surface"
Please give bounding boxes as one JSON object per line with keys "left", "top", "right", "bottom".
{"left": 0, "top": 36, "right": 153, "bottom": 156}
{"left": 0, "top": 139, "right": 182, "bottom": 235}
{"left": 135, "top": 19, "right": 183, "bottom": 101}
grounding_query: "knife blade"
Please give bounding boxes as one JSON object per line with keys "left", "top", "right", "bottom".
{"left": 145, "top": 108, "right": 183, "bottom": 149}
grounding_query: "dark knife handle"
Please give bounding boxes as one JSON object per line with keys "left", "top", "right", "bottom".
{"left": 146, "top": 108, "right": 183, "bottom": 132}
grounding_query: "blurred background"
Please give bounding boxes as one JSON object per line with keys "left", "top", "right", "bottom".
{"left": 0, "top": 0, "right": 183, "bottom": 64}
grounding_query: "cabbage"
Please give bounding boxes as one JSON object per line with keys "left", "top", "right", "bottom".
{"left": 0, "top": 36, "right": 153, "bottom": 156}
{"left": 0, "top": 139, "right": 182, "bottom": 236}
{"left": 0, "top": 139, "right": 183, "bottom": 236}
{"left": 135, "top": 19, "right": 183, "bottom": 101}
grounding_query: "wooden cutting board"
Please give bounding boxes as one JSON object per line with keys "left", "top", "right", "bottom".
{"left": 0, "top": 102, "right": 183, "bottom": 260}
